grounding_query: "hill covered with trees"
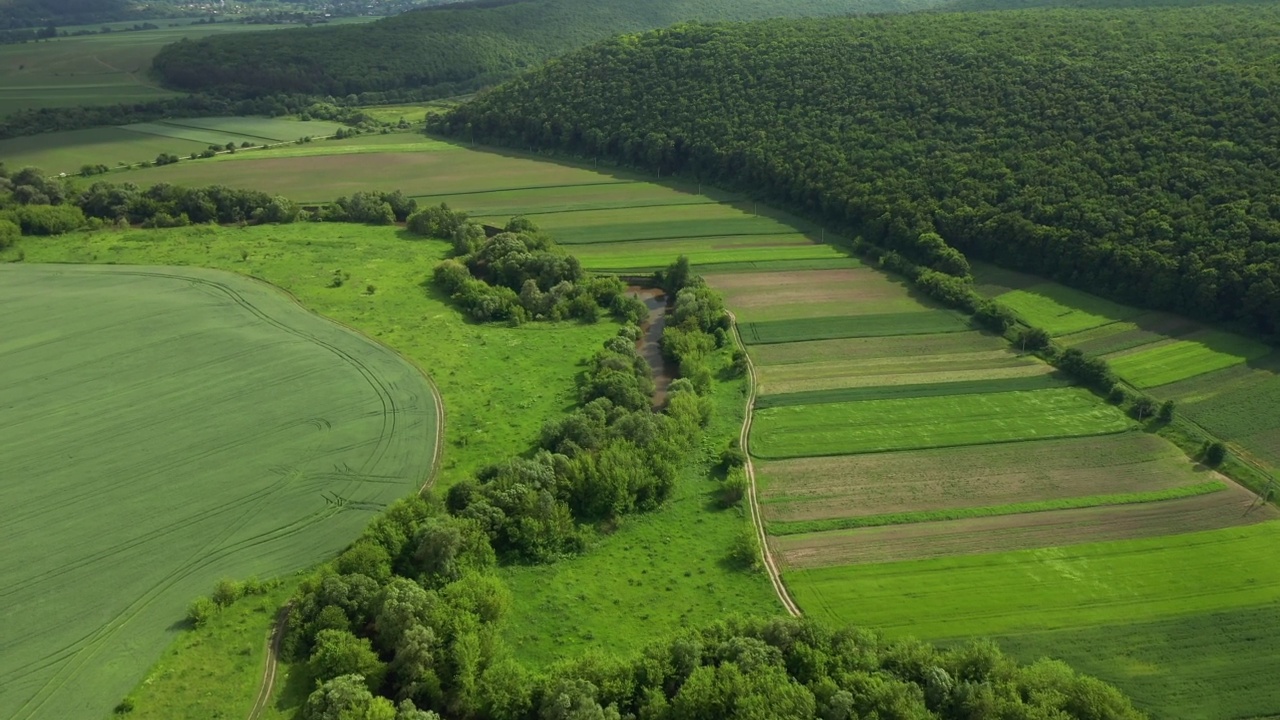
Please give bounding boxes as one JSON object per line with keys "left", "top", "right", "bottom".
{"left": 149, "top": 0, "right": 948, "bottom": 99}
{"left": 439, "top": 4, "right": 1280, "bottom": 336}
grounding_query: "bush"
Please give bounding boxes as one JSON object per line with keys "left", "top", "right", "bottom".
{"left": 0, "top": 219, "right": 18, "bottom": 249}
{"left": 212, "top": 578, "right": 243, "bottom": 608}
{"left": 1158, "top": 399, "right": 1175, "bottom": 421}
{"left": 187, "top": 596, "right": 217, "bottom": 628}
{"left": 728, "top": 527, "right": 762, "bottom": 571}
{"left": 720, "top": 468, "right": 747, "bottom": 508}
{"left": 719, "top": 445, "right": 747, "bottom": 472}
{"left": 1107, "top": 384, "right": 1128, "bottom": 405}
{"left": 5, "top": 204, "right": 85, "bottom": 235}
{"left": 1204, "top": 441, "right": 1227, "bottom": 467}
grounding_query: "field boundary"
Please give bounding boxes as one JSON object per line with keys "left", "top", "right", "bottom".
{"left": 728, "top": 310, "right": 801, "bottom": 617}
{"left": 235, "top": 272, "right": 447, "bottom": 720}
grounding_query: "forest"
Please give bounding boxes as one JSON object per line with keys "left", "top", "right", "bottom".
{"left": 146, "top": 0, "right": 948, "bottom": 99}
{"left": 439, "top": 4, "right": 1280, "bottom": 337}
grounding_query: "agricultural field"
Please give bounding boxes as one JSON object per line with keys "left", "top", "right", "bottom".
{"left": 707, "top": 267, "right": 930, "bottom": 322}
{"left": 972, "top": 262, "right": 1280, "bottom": 469}
{"left": 750, "top": 387, "right": 1133, "bottom": 458}
{"left": 0, "top": 117, "right": 343, "bottom": 174}
{"left": 0, "top": 263, "right": 438, "bottom": 720}
{"left": 0, "top": 19, "right": 374, "bottom": 116}
{"left": 12, "top": 220, "right": 773, "bottom": 715}
{"left": 785, "top": 519, "right": 1280, "bottom": 640}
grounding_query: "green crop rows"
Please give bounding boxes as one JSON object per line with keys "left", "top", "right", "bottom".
{"left": 751, "top": 387, "right": 1133, "bottom": 458}
{"left": 754, "top": 373, "right": 1070, "bottom": 409}
{"left": 0, "top": 263, "right": 437, "bottom": 720}
{"left": 1107, "top": 332, "right": 1270, "bottom": 388}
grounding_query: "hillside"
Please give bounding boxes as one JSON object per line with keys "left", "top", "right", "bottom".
{"left": 440, "top": 5, "right": 1280, "bottom": 336}
{"left": 149, "top": 0, "right": 948, "bottom": 99}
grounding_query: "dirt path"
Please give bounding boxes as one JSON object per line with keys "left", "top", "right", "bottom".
{"left": 728, "top": 311, "right": 802, "bottom": 617}
{"left": 244, "top": 279, "right": 447, "bottom": 720}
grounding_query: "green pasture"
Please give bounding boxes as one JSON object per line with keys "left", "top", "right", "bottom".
{"left": 754, "top": 373, "right": 1070, "bottom": 408}
{"left": 123, "top": 117, "right": 342, "bottom": 146}
{"left": 573, "top": 235, "right": 844, "bottom": 272}
{"left": 768, "top": 481, "right": 1225, "bottom": 535}
{"left": 741, "top": 310, "right": 970, "bottom": 344}
{"left": 997, "top": 603, "right": 1280, "bottom": 720}
{"left": 750, "top": 387, "right": 1133, "bottom": 458}
{"left": 1106, "top": 330, "right": 1270, "bottom": 388}
{"left": 0, "top": 263, "right": 437, "bottom": 720}
{"left": 786, "top": 520, "right": 1280, "bottom": 639}
{"left": 500, "top": 347, "right": 774, "bottom": 665}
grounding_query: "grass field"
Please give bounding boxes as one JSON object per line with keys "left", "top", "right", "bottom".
{"left": 499, "top": 347, "right": 774, "bottom": 664}
{"left": 0, "top": 19, "right": 376, "bottom": 117}
{"left": 706, "top": 268, "right": 931, "bottom": 322}
{"left": 1105, "top": 330, "right": 1271, "bottom": 388}
{"left": 473, "top": 202, "right": 799, "bottom": 244}
{"left": 0, "top": 118, "right": 343, "bottom": 174}
{"left": 751, "top": 387, "right": 1133, "bottom": 458}
{"left": 996, "top": 603, "right": 1280, "bottom": 720}
{"left": 757, "top": 434, "right": 1216, "bottom": 523}
{"left": 571, "top": 235, "right": 846, "bottom": 272}
{"left": 741, "top": 310, "right": 970, "bottom": 344}
{"left": 786, "top": 520, "right": 1280, "bottom": 638}
{"left": 0, "top": 263, "right": 438, "bottom": 720}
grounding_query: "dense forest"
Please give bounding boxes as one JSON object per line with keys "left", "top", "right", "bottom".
{"left": 439, "top": 5, "right": 1280, "bottom": 336}
{"left": 148, "top": 0, "right": 948, "bottom": 99}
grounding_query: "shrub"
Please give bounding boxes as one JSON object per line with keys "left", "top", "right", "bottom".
{"left": 212, "top": 578, "right": 243, "bottom": 607}
{"left": 0, "top": 219, "right": 18, "bottom": 249}
{"left": 728, "top": 527, "right": 762, "bottom": 571}
{"left": 1204, "top": 441, "right": 1227, "bottom": 467}
{"left": 187, "top": 596, "right": 217, "bottom": 628}
{"left": 720, "top": 468, "right": 748, "bottom": 508}
{"left": 719, "top": 445, "right": 747, "bottom": 472}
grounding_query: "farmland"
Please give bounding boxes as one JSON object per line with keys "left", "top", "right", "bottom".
{"left": 12, "top": 220, "right": 774, "bottom": 716}
{"left": 0, "top": 263, "right": 437, "bottom": 720}
{"left": 0, "top": 117, "right": 344, "bottom": 174}
{"left": 0, "top": 19, "right": 373, "bottom": 116}
{"left": 10, "top": 134, "right": 1278, "bottom": 717}
{"left": 750, "top": 387, "right": 1133, "bottom": 458}
{"left": 972, "top": 262, "right": 1280, "bottom": 469}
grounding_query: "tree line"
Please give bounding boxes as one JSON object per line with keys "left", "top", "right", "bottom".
{"left": 437, "top": 5, "right": 1280, "bottom": 338}
{"left": 145, "top": 0, "right": 949, "bottom": 100}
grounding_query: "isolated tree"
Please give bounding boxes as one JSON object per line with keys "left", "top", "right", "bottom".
{"left": 1204, "top": 441, "right": 1227, "bottom": 466}
{"left": 1018, "top": 326, "right": 1051, "bottom": 352}
{"left": 1158, "top": 399, "right": 1175, "bottom": 422}
{"left": 1131, "top": 396, "right": 1158, "bottom": 421}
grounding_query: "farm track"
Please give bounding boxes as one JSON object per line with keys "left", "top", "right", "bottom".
{"left": 728, "top": 311, "right": 801, "bottom": 618}
{"left": 239, "top": 273, "right": 447, "bottom": 720}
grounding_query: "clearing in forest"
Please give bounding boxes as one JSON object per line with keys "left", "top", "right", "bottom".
{"left": 0, "top": 264, "right": 437, "bottom": 720}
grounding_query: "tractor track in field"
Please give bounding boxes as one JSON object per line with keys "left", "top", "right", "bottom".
{"left": 242, "top": 273, "right": 447, "bottom": 720}
{"left": 728, "top": 311, "right": 802, "bottom": 618}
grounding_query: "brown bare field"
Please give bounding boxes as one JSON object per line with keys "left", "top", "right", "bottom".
{"left": 756, "top": 351, "right": 1048, "bottom": 395}
{"left": 758, "top": 434, "right": 1216, "bottom": 523}
{"left": 108, "top": 149, "right": 626, "bottom": 202}
{"left": 750, "top": 331, "right": 1008, "bottom": 366}
{"left": 773, "top": 483, "right": 1276, "bottom": 568}
{"left": 707, "top": 268, "right": 930, "bottom": 322}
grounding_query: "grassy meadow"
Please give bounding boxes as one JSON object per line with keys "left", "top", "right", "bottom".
{"left": 0, "top": 263, "right": 438, "bottom": 720}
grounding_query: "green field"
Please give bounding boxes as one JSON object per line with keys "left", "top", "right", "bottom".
{"left": 768, "top": 481, "right": 1226, "bottom": 535}
{"left": 1106, "top": 331, "right": 1271, "bottom": 388}
{"left": 0, "top": 263, "right": 438, "bottom": 720}
{"left": 13, "top": 220, "right": 774, "bottom": 716}
{"left": 741, "top": 310, "right": 970, "bottom": 344}
{"left": 787, "top": 520, "right": 1280, "bottom": 637}
{"left": 0, "top": 22, "right": 351, "bottom": 116}
{"left": 474, "top": 202, "right": 800, "bottom": 244}
{"left": 750, "top": 387, "right": 1133, "bottom": 458}
{"left": 996, "top": 603, "right": 1280, "bottom": 720}
{"left": 997, "top": 284, "right": 1142, "bottom": 335}
{"left": 572, "top": 234, "right": 845, "bottom": 271}
{"left": 753, "top": 374, "right": 1070, "bottom": 408}
{"left": 0, "top": 118, "right": 343, "bottom": 174}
